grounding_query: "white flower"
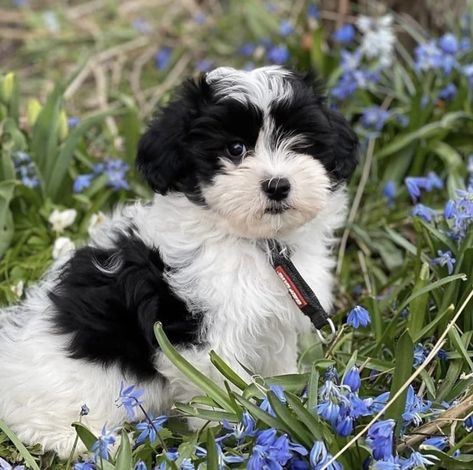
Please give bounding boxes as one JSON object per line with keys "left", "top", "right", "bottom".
{"left": 49, "top": 209, "right": 77, "bottom": 233}
{"left": 87, "top": 211, "right": 106, "bottom": 236}
{"left": 10, "top": 280, "right": 24, "bottom": 298}
{"left": 52, "top": 237, "right": 75, "bottom": 259}
{"left": 357, "top": 14, "right": 395, "bottom": 67}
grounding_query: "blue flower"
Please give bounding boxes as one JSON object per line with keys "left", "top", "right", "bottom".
{"left": 420, "top": 436, "right": 448, "bottom": 451}
{"left": 12, "top": 151, "right": 40, "bottom": 188}
{"left": 333, "top": 24, "right": 355, "bottom": 43}
{"left": 117, "top": 383, "right": 144, "bottom": 419}
{"left": 403, "top": 451, "right": 438, "bottom": 468}
{"left": 432, "top": 250, "right": 456, "bottom": 274}
{"left": 317, "top": 400, "right": 340, "bottom": 426}
{"left": 464, "top": 415, "right": 473, "bottom": 431}
{"left": 347, "top": 306, "right": 371, "bottom": 328}
{"left": 366, "top": 419, "right": 395, "bottom": 460}
{"left": 134, "top": 461, "right": 147, "bottom": 470}
{"left": 415, "top": 40, "right": 457, "bottom": 74}
{"left": 260, "top": 384, "right": 286, "bottom": 417}
{"left": 155, "top": 47, "right": 172, "bottom": 71}
{"left": 437, "top": 349, "right": 448, "bottom": 361}
{"left": 371, "top": 457, "right": 400, "bottom": 469}
{"left": 101, "top": 159, "right": 129, "bottom": 190}
{"left": 343, "top": 367, "right": 361, "bottom": 392}
{"left": 91, "top": 425, "right": 116, "bottom": 461}
{"left": 132, "top": 18, "right": 152, "bottom": 34}
{"left": 335, "top": 415, "right": 353, "bottom": 437}
{"left": 413, "top": 344, "right": 429, "bottom": 367}
{"left": 443, "top": 187, "right": 473, "bottom": 241}
{"left": 412, "top": 204, "right": 436, "bottom": 222}
{"left": 239, "top": 43, "right": 255, "bottom": 57}
{"left": 193, "top": 12, "right": 207, "bottom": 25}
{"left": 439, "top": 33, "right": 459, "bottom": 54}
{"left": 73, "top": 174, "right": 94, "bottom": 193}
{"left": 248, "top": 429, "right": 307, "bottom": 470}
{"left": 80, "top": 404, "right": 90, "bottom": 416}
{"left": 135, "top": 415, "right": 167, "bottom": 444}
{"left": 195, "top": 59, "right": 213, "bottom": 72}
{"left": 309, "top": 441, "right": 342, "bottom": 470}
{"left": 73, "top": 461, "right": 94, "bottom": 470}
{"left": 383, "top": 181, "right": 396, "bottom": 206}
{"left": 360, "top": 106, "right": 390, "bottom": 132}
{"left": 68, "top": 116, "right": 80, "bottom": 128}
{"left": 267, "top": 45, "right": 289, "bottom": 64}
{"left": 0, "top": 458, "right": 26, "bottom": 470}
{"left": 279, "top": 20, "right": 294, "bottom": 37}
{"left": 221, "top": 411, "right": 257, "bottom": 440}
{"left": 347, "top": 393, "right": 371, "bottom": 418}
{"left": 307, "top": 4, "right": 320, "bottom": 20}
{"left": 438, "top": 83, "right": 457, "bottom": 101}
{"left": 402, "top": 385, "right": 432, "bottom": 427}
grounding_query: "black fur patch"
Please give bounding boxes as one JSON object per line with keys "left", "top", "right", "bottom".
{"left": 136, "top": 78, "right": 264, "bottom": 200}
{"left": 270, "top": 74, "right": 358, "bottom": 182}
{"left": 49, "top": 233, "right": 202, "bottom": 380}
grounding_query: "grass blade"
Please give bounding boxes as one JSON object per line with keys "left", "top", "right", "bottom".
{"left": 0, "top": 419, "right": 40, "bottom": 470}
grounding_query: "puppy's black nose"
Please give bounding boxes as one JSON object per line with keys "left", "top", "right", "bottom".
{"left": 261, "top": 177, "right": 291, "bottom": 201}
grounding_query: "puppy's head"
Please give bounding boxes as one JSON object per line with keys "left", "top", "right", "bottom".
{"left": 137, "top": 66, "right": 358, "bottom": 238}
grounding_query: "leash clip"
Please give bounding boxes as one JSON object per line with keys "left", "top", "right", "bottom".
{"left": 315, "top": 317, "right": 336, "bottom": 344}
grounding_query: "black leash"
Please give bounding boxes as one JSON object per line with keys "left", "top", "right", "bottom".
{"left": 265, "top": 239, "right": 335, "bottom": 341}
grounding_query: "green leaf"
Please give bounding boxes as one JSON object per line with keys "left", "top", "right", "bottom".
{"left": 397, "top": 273, "right": 467, "bottom": 314}
{"left": 154, "top": 322, "right": 237, "bottom": 413}
{"left": 385, "top": 330, "right": 414, "bottom": 435}
{"left": 209, "top": 350, "right": 248, "bottom": 390}
{"left": 0, "top": 419, "right": 40, "bottom": 470}
{"left": 307, "top": 364, "right": 319, "bottom": 411}
{"left": 0, "top": 180, "right": 16, "bottom": 258}
{"left": 233, "top": 394, "right": 286, "bottom": 431}
{"left": 267, "top": 391, "right": 313, "bottom": 448}
{"left": 285, "top": 392, "right": 327, "bottom": 442}
{"left": 71, "top": 422, "right": 98, "bottom": 451}
{"left": 30, "top": 85, "right": 63, "bottom": 181}
{"left": 115, "top": 430, "right": 132, "bottom": 470}
{"left": 377, "top": 112, "right": 473, "bottom": 159}
{"left": 206, "top": 428, "right": 218, "bottom": 470}
{"left": 120, "top": 105, "right": 141, "bottom": 165}
{"left": 47, "top": 108, "right": 123, "bottom": 200}
{"left": 413, "top": 304, "right": 454, "bottom": 342}
{"left": 448, "top": 330, "right": 473, "bottom": 372}
{"left": 175, "top": 403, "right": 238, "bottom": 422}
{"left": 407, "top": 263, "right": 430, "bottom": 337}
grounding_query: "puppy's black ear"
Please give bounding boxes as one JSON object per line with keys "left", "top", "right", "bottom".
{"left": 323, "top": 106, "right": 359, "bottom": 181}
{"left": 137, "top": 77, "right": 210, "bottom": 194}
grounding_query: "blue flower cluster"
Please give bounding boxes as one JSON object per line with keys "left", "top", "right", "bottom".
{"left": 444, "top": 185, "right": 473, "bottom": 241}
{"left": 405, "top": 172, "right": 443, "bottom": 201}
{"left": 332, "top": 50, "right": 381, "bottom": 101}
{"left": 73, "top": 158, "right": 129, "bottom": 193}
{"left": 415, "top": 33, "right": 471, "bottom": 76}
{"left": 12, "top": 151, "right": 40, "bottom": 188}
{"left": 314, "top": 365, "right": 439, "bottom": 469}
{"left": 405, "top": 168, "right": 473, "bottom": 242}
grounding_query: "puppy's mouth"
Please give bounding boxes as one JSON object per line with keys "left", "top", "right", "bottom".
{"left": 264, "top": 203, "right": 292, "bottom": 214}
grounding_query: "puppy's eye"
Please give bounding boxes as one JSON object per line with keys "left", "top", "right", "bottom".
{"left": 226, "top": 142, "right": 247, "bottom": 158}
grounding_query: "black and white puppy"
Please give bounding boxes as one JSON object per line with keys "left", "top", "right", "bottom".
{"left": 0, "top": 66, "right": 358, "bottom": 457}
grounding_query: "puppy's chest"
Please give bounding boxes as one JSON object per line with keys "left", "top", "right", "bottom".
{"left": 165, "top": 241, "right": 330, "bottom": 324}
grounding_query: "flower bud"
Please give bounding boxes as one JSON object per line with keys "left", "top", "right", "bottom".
{"left": 2, "top": 72, "right": 15, "bottom": 102}
{"left": 27, "top": 98, "right": 42, "bottom": 127}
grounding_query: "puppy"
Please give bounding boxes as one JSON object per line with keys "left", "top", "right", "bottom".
{"left": 0, "top": 66, "right": 358, "bottom": 457}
